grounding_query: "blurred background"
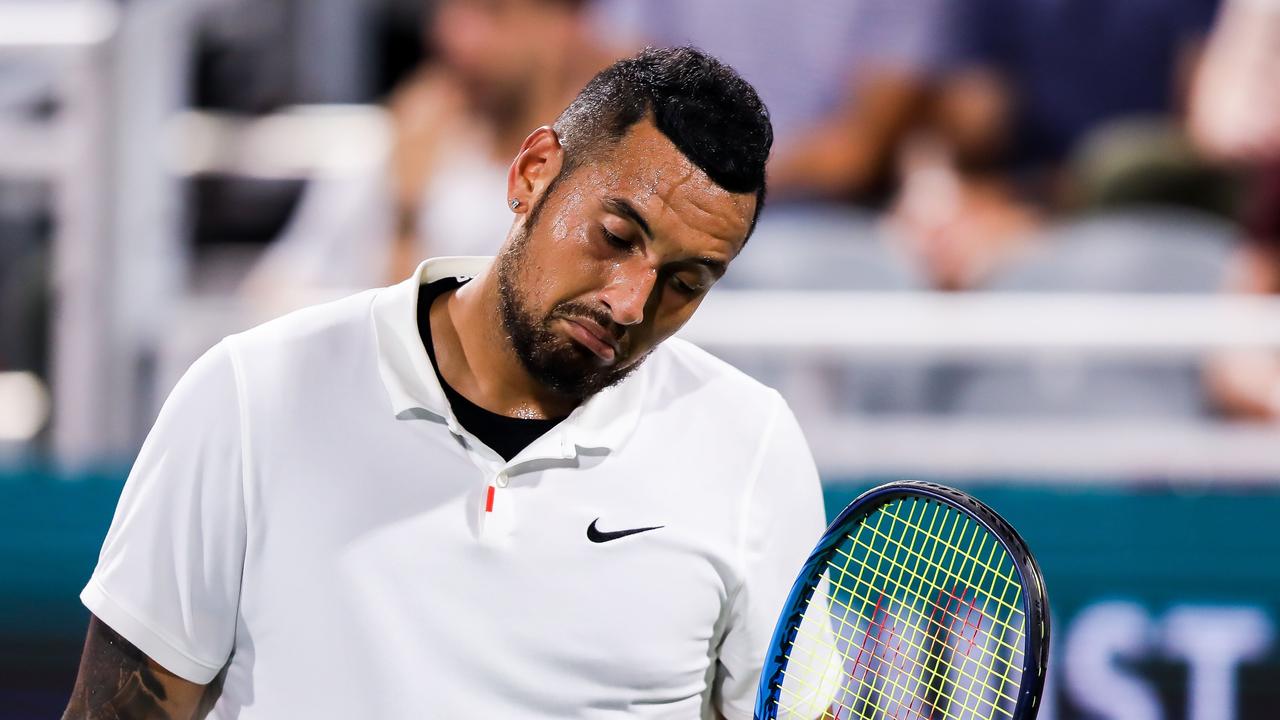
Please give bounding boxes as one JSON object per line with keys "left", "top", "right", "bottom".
{"left": 2, "top": 0, "right": 1280, "bottom": 716}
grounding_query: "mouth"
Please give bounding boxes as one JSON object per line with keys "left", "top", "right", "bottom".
{"left": 558, "top": 316, "right": 620, "bottom": 363}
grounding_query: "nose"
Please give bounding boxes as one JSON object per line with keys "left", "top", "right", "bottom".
{"left": 599, "top": 264, "right": 657, "bottom": 327}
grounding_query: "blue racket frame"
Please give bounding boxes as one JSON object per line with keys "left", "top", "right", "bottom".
{"left": 753, "top": 481, "right": 1050, "bottom": 720}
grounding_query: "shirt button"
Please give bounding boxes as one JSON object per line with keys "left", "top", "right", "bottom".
{"left": 495, "top": 471, "right": 509, "bottom": 488}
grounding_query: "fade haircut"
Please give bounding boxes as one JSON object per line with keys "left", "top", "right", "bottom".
{"left": 549, "top": 46, "right": 773, "bottom": 235}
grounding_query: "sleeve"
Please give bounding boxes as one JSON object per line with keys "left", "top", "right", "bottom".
{"left": 80, "top": 340, "right": 248, "bottom": 684}
{"left": 713, "top": 394, "right": 832, "bottom": 719}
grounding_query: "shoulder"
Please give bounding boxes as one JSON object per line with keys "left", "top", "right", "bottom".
{"left": 644, "top": 336, "right": 785, "bottom": 418}
{"left": 227, "top": 287, "right": 382, "bottom": 358}
{"left": 639, "top": 340, "right": 817, "bottom": 475}
{"left": 221, "top": 287, "right": 386, "bottom": 390}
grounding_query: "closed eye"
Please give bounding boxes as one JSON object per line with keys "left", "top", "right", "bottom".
{"left": 669, "top": 273, "right": 708, "bottom": 296}
{"left": 670, "top": 277, "right": 698, "bottom": 295}
{"left": 600, "top": 226, "right": 634, "bottom": 251}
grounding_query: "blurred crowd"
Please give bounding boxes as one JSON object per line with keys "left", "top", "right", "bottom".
{"left": 3, "top": 0, "right": 1280, "bottom": 439}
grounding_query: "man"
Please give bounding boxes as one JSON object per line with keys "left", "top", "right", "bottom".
{"left": 64, "top": 47, "right": 828, "bottom": 719}
{"left": 1196, "top": 0, "right": 1280, "bottom": 421}
{"left": 888, "top": 0, "right": 1223, "bottom": 292}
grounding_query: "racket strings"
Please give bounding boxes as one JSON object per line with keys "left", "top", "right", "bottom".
{"left": 777, "top": 602, "right": 1000, "bottom": 720}
{"left": 878, "top": 501, "right": 1025, "bottom": 621}
{"left": 771, "top": 498, "right": 1027, "bottom": 720}
{"left": 859, "top": 499, "right": 1024, "bottom": 718}
{"left": 782, "top": 588, "right": 1022, "bottom": 720}
{"left": 807, "top": 566, "right": 1023, "bottom": 706}
{"left": 777, "top": 596, "right": 1011, "bottom": 718}
{"left": 857, "top": 505, "right": 1017, "bottom": 716}
{"left": 884, "top": 500, "right": 1027, "bottom": 705}
{"left": 778, "top": 578, "right": 1017, "bottom": 717}
{"left": 778, "top": 610, "right": 989, "bottom": 720}
{"left": 840, "top": 510, "right": 1025, "bottom": 659}
{"left": 826, "top": 501, "right": 1024, "bottom": 694}
{"left": 870, "top": 499, "right": 1026, "bottom": 676}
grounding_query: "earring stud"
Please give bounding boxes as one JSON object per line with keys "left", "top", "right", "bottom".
{"left": 509, "top": 198, "right": 521, "bottom": 210}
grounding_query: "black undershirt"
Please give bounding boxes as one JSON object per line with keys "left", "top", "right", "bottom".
{"left": 416, "top": 277, "right": 566, "bottom": 461}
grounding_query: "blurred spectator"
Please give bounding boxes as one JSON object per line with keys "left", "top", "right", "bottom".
{"left": 893, "top": 0, "right": 1223, "bottom": 291}
{"left": 1193, "top": 0, "right": 1280, "bottom": 420}
{"left": 592, "top": 0, "right": 947, "bottom": 204}
{"left": 936, "top": 0, "right": 1218, "bottom": 190}
{"left": 886, "top": 135, "right": 1042, "bottom": 291}
{"left": 1205, "top": 168, "right": 1280, "bottom": 419}
{"left": 1189, "top": 0, "right": 1280, "bottom": 163}
{"left": 386, "top": 0, "right": 620, "bottom": 270}
{"left": 245, "top": 0, "right": 620, "bottom": 302}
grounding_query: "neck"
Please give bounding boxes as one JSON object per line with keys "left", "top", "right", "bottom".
{"left": 430, "top": 266, "right": 580, "bottom": 419}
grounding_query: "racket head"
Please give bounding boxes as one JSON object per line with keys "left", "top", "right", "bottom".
{"left": 755, "top": 481, "right": 1050, "bottom": 720}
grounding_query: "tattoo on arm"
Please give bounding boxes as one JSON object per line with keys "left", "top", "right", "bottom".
{"left": 63, "top": 616, "right": 211, "bottom": 720}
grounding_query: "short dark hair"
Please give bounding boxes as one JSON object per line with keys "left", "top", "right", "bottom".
{"left": 551, "top": 46, "right": 773, "bottom": 235}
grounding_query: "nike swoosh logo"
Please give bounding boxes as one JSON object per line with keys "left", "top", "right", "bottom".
{"left": 587, "top": 518, "right": 664, "bottom": 543}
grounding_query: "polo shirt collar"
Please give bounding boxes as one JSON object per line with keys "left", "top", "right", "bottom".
{"left": 372, "top": 256, "right": 483, "bottom": 423}
{"left": 371, "top": 257, "right": 646, "bottom": 456}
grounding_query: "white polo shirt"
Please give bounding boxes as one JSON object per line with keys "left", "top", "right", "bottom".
{"left": 82, "top": 257, "right": 827, "bottom": 719}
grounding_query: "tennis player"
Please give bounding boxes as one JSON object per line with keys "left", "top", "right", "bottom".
{"left": 63, "top": 47, "right": 828, "bottom": 719}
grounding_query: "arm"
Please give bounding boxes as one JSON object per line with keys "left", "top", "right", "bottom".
{"left": 713, "top": 396, "right": 834, "bottom": 719}
{"left": 63, "top": 615, "right": 212, "bottom": 720}
{"left": 1189, "top": 0, "right": 1280, "bottom": 161}
{"left": 767, "top": 70, "right": 930, "bottom": 200}
{"left": 385, "top": 68, "right": 461, "bottom": 282}
{"left": 73, "top": 341, "right": 247, "bottom": 716}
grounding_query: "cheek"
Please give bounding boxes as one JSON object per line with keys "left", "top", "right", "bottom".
{"left": 548, "top": 218, "right": 619, "bottom": 291}
{"left": 545, "top": 187, "right": 587, "bottom": 244}
{"left": 518, "top": 228, "right": 601, "bottom": 311}
{"left": 631, "top": 293, "right": 704, "bottom": 351}
{"left": 660, "top": 282, "right": 709, "bottom": 320}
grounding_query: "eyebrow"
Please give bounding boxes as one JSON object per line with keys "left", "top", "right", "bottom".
{"left": 602, "top": 197, "right": 653, "bottom": 240}
{"left": 687, "top": 256, "right": 728, "bottom": 279}
{"left": 602, "top": 196, "right": 728, "bottom": 279}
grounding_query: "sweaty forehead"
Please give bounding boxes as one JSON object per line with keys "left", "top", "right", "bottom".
{"left": 579, "top": 121, "right": 756, "bottom": 249}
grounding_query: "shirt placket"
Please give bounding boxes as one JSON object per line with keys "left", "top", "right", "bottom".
{"left": 469, "top": 435, "right": 577, "bottom": 545}
{"left": 479, "top": 465, "right": 514, "bottom": 544}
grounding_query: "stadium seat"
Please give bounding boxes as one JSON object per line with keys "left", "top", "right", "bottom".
{"left": 941, "top": 209, "right": 1238, "bottom": 418}
{"left": 716, "top": 205, "right": 939, "bottom": 414}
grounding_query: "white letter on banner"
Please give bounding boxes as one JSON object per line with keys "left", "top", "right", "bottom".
{"left": 1063, "top": 601, "right": 1162, "bottom": 720}
{"left": 1161, "top": 605, "right": 1274, "bottom": 720}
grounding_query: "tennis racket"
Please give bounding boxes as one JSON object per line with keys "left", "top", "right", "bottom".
{"left": 755, "top": 481, "right": 1049, "bottom": 720}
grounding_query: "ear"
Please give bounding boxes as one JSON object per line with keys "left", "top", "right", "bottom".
{"left": 506, "top": 126, "right": 565, "bottom": 212}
